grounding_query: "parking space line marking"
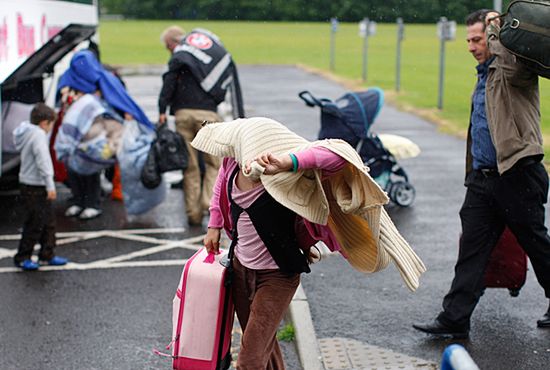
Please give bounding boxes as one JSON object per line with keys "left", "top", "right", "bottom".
{"left": 0, "top": 259, "right": 189, "bottom": 273}
{"left": 116, "top": 227, "right": 188, "bottom": 234}
{"left": 57, "top": 231, "right": 109, "bottom": 245}
{"left": 0, "top": 227, "right": 189, "bottom": 241}
{"left": 179, "top": 234, "right": 206, "bottom": 244}
{"left": 0, "top": 228, "right": 208, "bottom": 273}
{"left": 94, "top": 241, "right": 188, "bottom": 264}
{"left": 0, "top": 248, "right": 13, "bottom": 259}
{"left": 57, "top": 236, "right": 91, "bottom": 245}
{"left": 101, "top": 231, "right": 174, "bottom": 244}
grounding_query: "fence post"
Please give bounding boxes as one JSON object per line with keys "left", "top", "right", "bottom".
{"left": 330, "top": 17, "right": 338, "bottom": 71}
{"left": 361, "top": 18, "right": 369, "bottom": 82}
{"left": 436, "top": 17, "right": 456, "bottom": 109}
{"left": 437, "top": 18, "right": 446, "bottom": 110}
{"left": 395, "top": 17, "right": 404, "bottom": 92}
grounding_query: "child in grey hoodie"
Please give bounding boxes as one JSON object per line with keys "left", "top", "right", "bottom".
{"left": 13, "top": 103, "right": 68, "bottom": 270}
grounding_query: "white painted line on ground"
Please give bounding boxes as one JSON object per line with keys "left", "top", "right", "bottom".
{"left": 93, "top": 241, "right": 187, "bottom": 264}
{"left": 0, "top": 248, "right": 14, "bottom": 259}
{"left": 0, "top": 228, "right": 207, "bottom": 273}
{"left": 0, "top": 230, "right": 108, "bottom": 241}
{"left": 179, "top": 234, "right": 207, "bottom": 244}
{"left": 0, "top": 227, "right": 189, "bottom": 241}
{"left": 101, "top": 231, "right": 174, "bottom": 245}
{"left": 57, "top": 236, "right": 88, "bottom": 245}
{"left": 0, "top": 259, "right": 188, "bottom": 273}
{"left": 116, "top": 227, "right": 188, "bottom": 234}
{"left": 179, "top": 243, "right": 202, "bottom": 252}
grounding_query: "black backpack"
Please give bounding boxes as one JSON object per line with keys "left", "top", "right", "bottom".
{"left": 141, "top": 124, "right": 189, "bottom": 189}
{"left": 499, "top": 0, "right": 550, "bottom": 79}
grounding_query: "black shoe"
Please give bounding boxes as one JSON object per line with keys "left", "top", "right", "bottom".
{"left": 537, "top": 312, "right": 550, "bottom": 328}
{"left": 413, "top": 319, "right": 469, "bottom": 339}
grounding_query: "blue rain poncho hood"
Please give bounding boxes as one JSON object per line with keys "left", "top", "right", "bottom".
{"left": 57, "top": 50, "right": 153, "bottom": 129}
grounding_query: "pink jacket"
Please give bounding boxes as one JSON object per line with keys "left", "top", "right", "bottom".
{"left": 208, "top": 152, "right": 345, "bottom": 253}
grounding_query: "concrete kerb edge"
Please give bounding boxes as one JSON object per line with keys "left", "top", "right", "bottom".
{"left": 288, "top": 283, "right": 325, "bottom": 370}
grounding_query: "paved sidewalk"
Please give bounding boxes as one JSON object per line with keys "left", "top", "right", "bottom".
{"left": 289, "top": 266, "right": 437, "bottom": 370}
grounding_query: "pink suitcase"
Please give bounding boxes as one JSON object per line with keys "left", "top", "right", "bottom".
{"left": 158, "top": 248, "right": 234, "bottom": 370}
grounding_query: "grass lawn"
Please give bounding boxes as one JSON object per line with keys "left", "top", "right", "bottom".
{"left": 99, "top": 20, "right": 550, "bottom": 153}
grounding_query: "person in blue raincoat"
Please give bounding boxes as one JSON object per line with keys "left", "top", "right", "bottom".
{"left": 55, "top": 50, "right": 160, "bottom": 218}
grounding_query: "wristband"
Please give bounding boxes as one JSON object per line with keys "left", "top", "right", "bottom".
{"left": 289, "top": 153, "right": 298, "bottom": 173}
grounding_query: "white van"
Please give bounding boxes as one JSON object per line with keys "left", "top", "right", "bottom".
{"left": 0, "top": 0, "right": 98, "bottom": 190}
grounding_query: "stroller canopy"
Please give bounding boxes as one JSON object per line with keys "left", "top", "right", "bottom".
{"left": 299, "top": 88, "right": 384, "bottom": 144}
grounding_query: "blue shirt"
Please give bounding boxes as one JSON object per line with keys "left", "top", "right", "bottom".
{"left": 471, "top": 57, "right": 497, "bottom": 170}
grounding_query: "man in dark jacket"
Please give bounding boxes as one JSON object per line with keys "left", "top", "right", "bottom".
{"left": 413, "top": 9, "right": 550, "bottom": 338}
{"left": 158, "top": 26, "right": 223, "bottom": 226}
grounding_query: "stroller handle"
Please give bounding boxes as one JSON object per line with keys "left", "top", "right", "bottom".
{"left": 299, "top": 90, "right": 324, "bottom": 108}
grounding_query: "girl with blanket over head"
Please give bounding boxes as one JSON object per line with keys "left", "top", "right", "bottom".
{"left": 191, "top": 117, "right": 426, "bottom": 370}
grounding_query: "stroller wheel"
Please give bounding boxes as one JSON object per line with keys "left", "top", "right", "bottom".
{"left": 390, "top": 181, "right": 415, "bottom": 207}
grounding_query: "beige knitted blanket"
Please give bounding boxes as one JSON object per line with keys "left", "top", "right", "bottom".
{"left": 191, "top": 117, "right": 426, "bottom": 291}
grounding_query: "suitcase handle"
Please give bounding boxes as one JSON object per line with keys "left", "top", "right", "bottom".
{"left": 153, "top": 349, "right": 174, "bottom": 358}
{"left": 203, "top": 251, "right": 217, "bottom": 264}
{"left": 153, "top": 349, "right": 189, "bottom": 359}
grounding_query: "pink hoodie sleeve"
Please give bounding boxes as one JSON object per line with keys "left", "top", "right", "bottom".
{"left": 293, "top": 147, "right": 347, "bottom": 252}
{"left": 293, "top": 147, "right": 346, "bottom": 176}
{"left": 207, "top": 162, "right": 227, "bottom": 229}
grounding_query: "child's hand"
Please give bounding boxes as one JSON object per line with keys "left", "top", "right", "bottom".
{"left": 246, "top": 153, "right": 293, "bottom": 175}
{"left": 47, "top": 190, "right": 57, "bottom": 200}
{"left": 204, "top": 227, "right": 221, "bottom": 254}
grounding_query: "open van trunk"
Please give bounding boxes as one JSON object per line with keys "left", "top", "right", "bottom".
{"left": 0, "top": 23, "right": 96, "bottom": 189}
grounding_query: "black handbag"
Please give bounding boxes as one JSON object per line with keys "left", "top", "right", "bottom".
{"left": 155, "top": 123, "right": 189, "bottom": 173}
{"left": 499, "top": 0, "right": 550, "bottom": 79}
{"left": 140, "top": 124, "right": 189, "bottom": 189}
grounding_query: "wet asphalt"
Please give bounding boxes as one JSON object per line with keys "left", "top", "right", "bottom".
{"left": 0, "top": 65, "right": 549, "bottom": 370}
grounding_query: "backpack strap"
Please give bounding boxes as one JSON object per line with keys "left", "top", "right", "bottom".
{"left": 215, "top": 165, "right": 241, "bottom": 367}
{"left": 225, "top": 165, "right": 243, "bottom": 267}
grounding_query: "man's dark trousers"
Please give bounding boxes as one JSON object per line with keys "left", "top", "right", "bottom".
{"left": 438, "top": 161, "right": 550, "bottom": 329}
{"left": 14, "top": 184, "right": 56, "bottom": 264}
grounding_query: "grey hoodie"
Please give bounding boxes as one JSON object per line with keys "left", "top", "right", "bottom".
{"left": 13, "top": 121, "right": 55, "bottom": 191}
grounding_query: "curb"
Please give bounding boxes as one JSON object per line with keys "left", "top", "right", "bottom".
{"left": 289, "top": 283, "right": 325, "bottom": 370}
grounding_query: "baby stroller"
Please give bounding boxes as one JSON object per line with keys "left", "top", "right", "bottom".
{"left": 299, "top": 88, "right": 418, "bottom": 207}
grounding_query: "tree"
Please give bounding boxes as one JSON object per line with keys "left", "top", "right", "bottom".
{"left": 98, "top": 0, "right": 512, "bottom": 22}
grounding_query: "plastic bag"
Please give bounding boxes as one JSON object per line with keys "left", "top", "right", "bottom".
{"left": 117, "top": 120, "right": 166, "bottom": 214}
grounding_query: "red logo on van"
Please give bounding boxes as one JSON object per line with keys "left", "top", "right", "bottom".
{"left": 17, "top": 13, "right": 35, "bottom": 57}
{"left": 0, "top": 17, "right": 7, "bottom": 61}
{"left": 186, "top": 33, "right": 213, "bottom": 50}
